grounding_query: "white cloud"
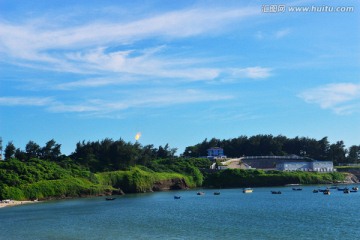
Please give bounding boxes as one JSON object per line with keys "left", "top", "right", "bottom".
{"left": 0, "top": 97, "right": 53, "bottom": 106}
{"left": 0, "top": 5, "right": 269, "bottom": 117}
{"left": 0, "top": 5, "right": 265, "bottom": 84}
{"left": 299, "top": 83, "right": 360, "bottom": 115}
{"left": 0, "top": 6, "right": 259, "bottom": 64}
{"left": 53, "top": 65, "right": 272, "bottom": 90}
{"left": 231, "top": 67, "right": 272, "bottom": 79}
{"left": 274, "top": 28, "right": 291, "bottom": 39}
{"left": 0, "top": 88, "right": 233, "bottom": 116}
{"left": 255, "top": 28, "right": 291, "bottom": 40}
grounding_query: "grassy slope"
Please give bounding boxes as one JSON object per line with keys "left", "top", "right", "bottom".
{"left": 0, "top": 159, "right": 348, "bottom": 200}
{"left": 203, "top": 169, "right": 346, "bottom": 188}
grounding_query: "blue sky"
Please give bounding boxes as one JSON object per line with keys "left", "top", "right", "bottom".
{"left": 1, "top": 0, "right": 359, "bottom": 155}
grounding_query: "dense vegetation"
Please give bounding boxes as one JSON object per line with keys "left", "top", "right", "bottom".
{"left": 0, "top": 158, "right": 202, "bottom": 200}
{"left": 204, "top": 169, "right": 346, "bottom": 188}
{"left": 0, "top": 135, "right": 358, "bottom": 200}
{"left": 183, "top": 135, "right": 360, "bottom": 165}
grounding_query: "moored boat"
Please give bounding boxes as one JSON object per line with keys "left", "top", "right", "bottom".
{"left": 313, "top": 190, "right": 319, "bottom": 193}
{"left": 197, "top": 192, "right": 205, "bottom": 195}
{"left": 174, "top": 196, "right": 181, "bottom": 199}
{"left": 214, "top": 192, "right": 220, "bottom": 195}
{"left": 105, "top": 197, "right": 116, "bottom": 201}
{"left": 292, "top": 188, "right": 302, "bottom": 191}
{"left": 323, "top": 190, "right": 330, "bottom": 195}
{"left": 271, "top": 191, "right": 281, "bottom": 194}
{"left": 243, "top": 188, "right": 253, "bottom": 193}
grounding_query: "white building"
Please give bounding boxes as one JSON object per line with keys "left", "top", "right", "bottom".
{"left": 276, "top": 161, "right": 334, "bottom": 172}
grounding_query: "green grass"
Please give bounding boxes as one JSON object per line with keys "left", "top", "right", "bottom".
{"left": 335, "top": 166, "right": 360, "bottom": 169}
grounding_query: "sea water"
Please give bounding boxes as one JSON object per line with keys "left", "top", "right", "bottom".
{"left": 1, "top": 186, "right": 360, "bottom": 240}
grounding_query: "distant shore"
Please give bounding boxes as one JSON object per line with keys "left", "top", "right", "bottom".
{"left": 0, "top": 200, "right": 39, "bottom": 208}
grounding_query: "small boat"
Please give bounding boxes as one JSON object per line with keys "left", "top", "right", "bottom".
{"left": 292, "top": 188, "right": 302, "bottom": 191}
{"left": 318, "top": 188, "right": 329, "bottom": 193}
{"left": 174, "top": 196, "right": 181, "bottom": 199}
{"left": 105, "top": 197, "right": 116, "bottom": 201}
{"left": 213, "top": 192, "right": 221, "bottom": 195}
{"left": 323, "top": 190, "right": 330, "bottom": 195}
{"left": 337, "top": 187, "right": 349, "bottom": 191}
{"left": 243, "top": 188, "right": 253, "bottom": 193}
{"left": 197, "top": 192, "right": 205, "bottom": 195}
{"left": 313, "top": 190, "right": 319, "bottom": 193}
{"left": 271, "top": 191, "right": 282, "bottom": 194}
{"left": 350, "top": 190, "right": 358, "bottom": 193}
{"left": 352, "top": 186, "right": 359, "bottom": 191}
{"left": 343, "top": 189, "right": 350, "bottom": 194}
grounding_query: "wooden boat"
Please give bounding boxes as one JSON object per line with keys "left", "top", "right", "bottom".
{"left": 174, "top": 196, "right": 181, "bottom": 199}
{"left": 105, "top": 197, "right": 116, "bottom": 201}
{"left": 318, "top": 188, "right": 329, "bottom": 193}
{"left": 243, "top": 188, "right": 253, "bottom": 193}
{"left": 323, "top": 190, "right": 330, "bottom": 195}
{"left": 271, "top": 191, "right": 282, "bottom": 194}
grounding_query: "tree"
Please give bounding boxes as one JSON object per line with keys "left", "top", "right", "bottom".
{"left": 347, "top": 145, "right": 360, "bottom": 164}
{"left": 4, "top": 141, "right": 16, "bottom": 160}
{"left": 0, "top": 137, "right": 3, "bottom": 155}
{"left": 41, "top": 139, "right": 62, "bottom": 161}
{"left": 0, "top": 137, "right": 3, "bottom": 160}
{"left": 328, "top": 141, "right": 347, "bottom": 165}
{"left": 25, "top": 141, "right": 41, "bottom": 160}
{"left": 15, "top": 148, "right": 26, "bottom": 161}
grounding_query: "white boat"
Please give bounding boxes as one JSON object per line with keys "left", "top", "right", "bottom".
{"left": 243, "top": 188, "right": 253, "bottom": 193}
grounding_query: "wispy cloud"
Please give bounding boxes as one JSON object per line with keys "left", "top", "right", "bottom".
{"left": 0, "top": 97, "right": 53, "bottom": 106}
{"left": 228, "top": 67, "right": 272, "bottom": 79}
{"left": 0, "top": 6, "right": 259, "bottom": 67}
{"left": 0, "top": 88, "right": 233, "bottom": 116}
{"left": 298, "top": 83, "right": 360, "bottom": 115}
{"left": 255, "top": 28, "right": 291, "bottom": 40}
{"left": 0, "top": 4, "right": 269, "bottom": 118}
{"left": 0, "top": 5, "right": 267, "bottom": 87}
{"left": 54, "top": 65, "right": 272, "bottom": 90}
{"left": 275, "top": 28, "right": 291, "bottom": 39}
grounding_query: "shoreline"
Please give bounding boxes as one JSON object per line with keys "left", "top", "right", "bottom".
{"left": 0, "top": 200, "right": 39, "bottom": 209}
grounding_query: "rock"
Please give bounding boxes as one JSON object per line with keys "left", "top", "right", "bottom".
{"left": 112, "top": 188, "right": 125, "bottom": 195}
{"left": 343, "top": 173, "right": 359, "bottom": 183}
{"left": 152, "top": 178, "right": 189, "bottom": 191}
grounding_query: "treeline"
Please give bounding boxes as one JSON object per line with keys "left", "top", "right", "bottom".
{"left": 183, "top": 135, "right": 360, "bottom": 165}
{"left": 0, "top": 138, "right": 178, "bottom": 172}
{"left": 1, "top": 139, "right": 63, "bottom": 162}
{"left": 1, "top": 135, "right": 359, "bottom": 168}
{"left": 71, "top": 139, "right": 177, "bottom": 172}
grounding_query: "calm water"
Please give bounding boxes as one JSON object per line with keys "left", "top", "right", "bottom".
{"left": 1, "top": 186, "right": 360, "bottom": 240}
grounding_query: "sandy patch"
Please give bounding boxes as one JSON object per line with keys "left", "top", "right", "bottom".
{"left": 0, "top": 200, "right": 39, "bottom": 208}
